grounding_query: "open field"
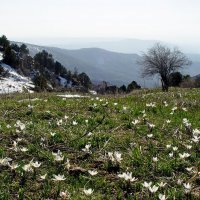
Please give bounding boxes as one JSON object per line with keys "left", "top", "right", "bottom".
{"left": 0, "top": 89, "right": 199, "bottom": 199}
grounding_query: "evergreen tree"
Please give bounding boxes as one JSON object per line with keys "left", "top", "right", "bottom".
{"left": 3, "top": 46, "right": 19, "bottom": 67}
{"left": 127, "top": 81, "right": 141, "bottom": 93}
{"left": 20, "top": 44, "right": 29, "bottom": 55}
{"left": 169, "top": 72, "right": 183, "bottom": 87}
{"left": 119, "top": 85, "right": 127, "bottom": 93}
{"left": 10, "top": 44, "right": 20, "bottom": 52}
{"left": 78, "top": 72, "right": 92, "bottom": 89}
{"left": 0, "top": 65, "right": 5, "bottom": 76}
{"left": 0, "top": 35, "right": 10, "bottom": 50}
{"left": 33, "top": 74, "right": 48, "bottom": 91}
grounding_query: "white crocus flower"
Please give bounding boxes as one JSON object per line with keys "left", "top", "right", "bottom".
{"left": 171, "top": 107, "right": 177, "bottom": 112}
{"left": 9, "top": 163, "right": 19, "bottom": 170}
{"left": 132, "top": 119, "right": 140, "bottom": 125}
{"left": 159, "top": 194, "right": 167, "bottom": 200}
{"left": 60, "top": 190, "right": 70, "bottom": 199}
{"left": 114, "top": 151, "right": 123, "bottom": 163}
{"left": 149, "top": 185, "right": 159, "bottom": 193}
{"left": 179, "top": 152, "right": 190, "bottom": 159}
{"left": 15, "top": 120, "right": 26, "bottom": 131}
{"left": 177, "top": 179, "right": 183, "bottom": 185}
{"left": 65, "top": 159, "right": 70, "bottom": 170}
{"left": 16, "top": 138, "right": 23, "bottom": 142}
{"left": 21, "top": 147, "right": 28, "bottom": 152}
{"left": 64, "top": 115, "right": 69, "bottom": 120}
{"left": 57, "top": 119, "right": 63, "bottom": 126}
{"left": 0, "top": 157, "right": 12, "bottom": 166}
{"left": 186, "top": 167, "right": 193, "bottom": 172}
{"left": 82, "top": 144, "right": 91, "bottom": 153}
{"left": 23, "top": 163, "right": 33, "bottom": 172}
{"left": 159, "top": 182, "right": 167, "bottom": 187}
{"left": 40, "top": 174, "right": 47, "bottom": 180}
{"left": 108, "top": 152, "right": 115, "bottom": 162}
{"left": 142, "top": 181, "right": 152, "bottom": 188}
{"left": 146, "top": 103, "right": 156, "bottom": 107}
{"left": 87, "top": 132, "right": 93, "bottom": 137}
{"left": 10, "top": 141, "right": 19, "bottom": 152}
{"left": 191, "top": 135, "right": 199, "bottom": 143}
{"left": 83, "top": 188, "right": 93, "bottom": 196}
{"left": 152, "top": 157, "right": 158, "bottom": 162}
{"left": 52, "top": 150, "right": 64, "bottom": 162}
{"left": 166, "top": 144, "right": 171, "bottom": 149}
{"left": 182, "top": 107, "right": 187, "bottom": 112}
{"left": 163, "top": 101, "right": 168, "bottom": 106}
{"left": 122, "top": 106, "right": 127, "bottom": 111}
{"left": 169, "top": 152, "right": 173, "bottom": 158}
{"left": 30, "top": 160, "right": 41, "bottom": 168}
{"left": 72, "top": 121, "right": 78, "bottom": 126}
{"left": 193, "top": 129, "right": 200, "bottom": 136}
{"left": 183, "top": 183, "right": 192, "bottom": 193}
{"left": 183, "top": 118, "right": 191, "bottom": 127}
{"left": 6, "top": 124, "right": 11, "bottom": 128}
{"left": 88, "top": 169, "right": 98, "bottom": 176}
{"left": 52, "top": 174, "right": 66, "bottom": 181}
{"left": 172, "top": 146, "right": 178, "bottom": 151}
{"left": 148, "top": 123, "right": 155, "bottom": 129}
{"left": 118, "top": 172, "right": 137, "bottom": 182}
{"left": 185, "top": 145, "right": 192, "bottom": 150}
{"left": 147, "top": 134, "right": 153, "bottom": 138}
{"left": 50, "top": 132, "right": 56, "bottom": 137}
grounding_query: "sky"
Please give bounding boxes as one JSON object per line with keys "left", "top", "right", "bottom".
{"left": 1, "top": 0, "right": 200, "bottom": 47}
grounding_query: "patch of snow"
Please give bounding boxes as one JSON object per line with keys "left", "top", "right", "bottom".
{"left": 59, "top": 76, "right": 67, "bottom": 87}
{"left": 57, "top": 94, "right": 90, "bottom": 98}
{"left": 0, "top": 63, "right": 34, "bottom": 94}
{"left": 47, "top": 83, "right": 53, "bottom": 89}
{"left": 0, "top": 52, "right": 3, "bottom": 61}
{"left": 18, "top": 98, "right": 42, "bottom": 102}
{"left": 89, "top": 90, "right": 97, "bottom": 95}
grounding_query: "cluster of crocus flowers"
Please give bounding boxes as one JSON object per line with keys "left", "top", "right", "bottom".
{"left": 15, "top": 120, "right": 26, "bottom": 132}
{"left": 52, "top": 150, "right": 64, "bottom": 162}
{"left": 0, "top": 157, "right": 12, "bottom": 166}
{"left": 107, "top": 151, "right": 122, "bottom": 163}
{"left": 183, "top": 118, "right": 191, "bottom": 128}
{"left": 23, "top": 159, "right": 41, "bottom": 172}
{"left": 142, "top": 182, "right": 159, "bottom": 193}
{"left": 118, "top": 172, "right": 137, "bottom": 182}
{"left": 146, "top": 102, "right": 156, "bottom": 108}
{"left": 82, "top": 144, "right": 91, "bottom": 153}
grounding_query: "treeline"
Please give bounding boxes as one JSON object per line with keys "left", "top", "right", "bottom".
{"left": 0, "top": 35, "right": 92, "bottom": 92}
{"left": 94, "top": 80, "right": 141, "bottom": 95}
{"left": 168, "top": 72, "right": 200, "bottom": 88}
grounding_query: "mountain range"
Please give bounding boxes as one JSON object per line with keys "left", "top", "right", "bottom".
{"left": 14, "top": 40, "right": 200, "bottom": 87}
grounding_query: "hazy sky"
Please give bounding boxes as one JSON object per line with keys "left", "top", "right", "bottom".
{"left": 1, "top": 0, "right": 200, "bottom": 45}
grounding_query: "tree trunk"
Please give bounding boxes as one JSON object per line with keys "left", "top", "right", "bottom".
{"left": 161, "top": 77, "right": 169, "bottom": 92}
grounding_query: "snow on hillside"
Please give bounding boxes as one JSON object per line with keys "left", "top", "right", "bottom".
{"left": 0, "top": 52, "right": 3, "bottom": 61}
{"left": 0, "top": 63, "right": 34, "bottom": 94}
{"left": 58, "top": 76, "right": 68, "bottom": 87}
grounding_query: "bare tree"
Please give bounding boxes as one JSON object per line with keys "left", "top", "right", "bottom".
{"left": 138, "top": 43, "right": 191, "bottom": 91}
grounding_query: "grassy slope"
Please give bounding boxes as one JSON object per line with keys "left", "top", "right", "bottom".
{"left": 0, "top": 89, "right": 199, "bottom": 199}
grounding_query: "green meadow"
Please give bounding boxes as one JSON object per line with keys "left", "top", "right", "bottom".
{"left": 0, "top": 88, "right": 199, "bottom": 199}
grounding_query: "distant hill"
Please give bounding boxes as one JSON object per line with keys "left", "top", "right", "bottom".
{"left": 14, "top": 42, "right": 200, "bottom": 87}
{"left": 15, "top": 43, "right": 156, "bottom": 86}
{"left": 50, "top": 38, "right": 159, "bottom": 54}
